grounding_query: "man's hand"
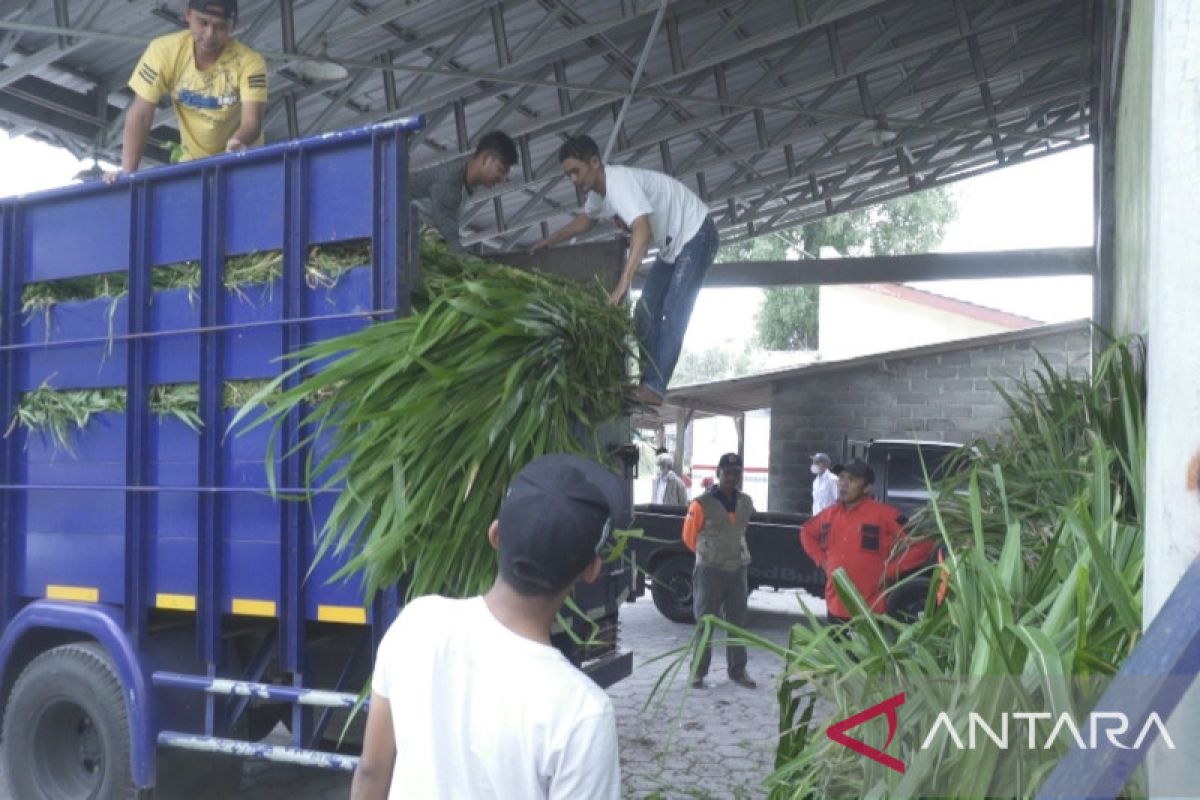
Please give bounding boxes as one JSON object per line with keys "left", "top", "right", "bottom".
{"left": 608, "top": 278, "right": 631, "bottom": 305}
{"left": 101, "top": 170, "right": 126, "bottom": 185}
{"left": 226, "top": 136, "right": 247, "bottom": 154}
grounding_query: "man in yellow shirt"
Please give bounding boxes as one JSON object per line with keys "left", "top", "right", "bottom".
{"left": 106, "top": 0, "right": 267, "bottom": 181}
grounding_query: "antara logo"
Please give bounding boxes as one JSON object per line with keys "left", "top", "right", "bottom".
{"left": 826, "top": 692, "right": 907, "bottom": 774}
{"left": 826, "top": 692, "right": 1177, "bottom": 775}
{"left": 920, "top": 711, "right": 1176, "bottom": 751}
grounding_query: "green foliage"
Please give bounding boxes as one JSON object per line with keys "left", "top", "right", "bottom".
{"left": 16, "top": 241, "right": 370, "bottom": 318}
{"left": 9, "top": 380, "right": 275, "bottom": 452}
{"left": 718, "top": 187, "right": 957, "bottom": 351}
{"left": 762, "top": 335, "right": 1146, "bottom": 798}
{"left": 754, "top": 287, "right": 818, "bottom": 351}
{"left": 670, "top": 347, "right": 753, "bottom": 387}
{"left": 235, "top": 239, "right": 636, "bottom": 603}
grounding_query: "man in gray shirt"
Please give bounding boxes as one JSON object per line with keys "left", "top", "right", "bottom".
{"left": 410, "top": 130, "right": 518, "bottom": 252}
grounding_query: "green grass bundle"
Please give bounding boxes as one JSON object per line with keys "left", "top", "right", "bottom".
{"left": 234, "top": 240, "right": 637, "bottom": 602}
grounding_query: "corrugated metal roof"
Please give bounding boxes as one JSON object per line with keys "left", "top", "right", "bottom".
{"left": 0, "top": 0, "right": 1096, "bottom": 252}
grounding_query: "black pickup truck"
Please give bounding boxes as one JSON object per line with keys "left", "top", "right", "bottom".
{"left": 628, "top": 439, "right": 959, "bottom": 622}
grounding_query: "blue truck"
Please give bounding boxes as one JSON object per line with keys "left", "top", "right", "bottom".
{"left": 0, "top": 118, "right": 633, "bottom": 799}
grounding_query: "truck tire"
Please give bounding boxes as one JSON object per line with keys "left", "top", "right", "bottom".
{"left": 650, "top": 556, "right": 696, "bottom": 624}
{"left": 2, "top": 642, "right": 135, "bottom": 800}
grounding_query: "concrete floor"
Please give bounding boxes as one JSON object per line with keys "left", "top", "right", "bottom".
{"left": 0, "top": 589, "right": 822, "bottom": 800}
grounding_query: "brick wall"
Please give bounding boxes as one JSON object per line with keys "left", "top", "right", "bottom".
{"left": 768, "top": 323, "right": 1093, "bottom": 513}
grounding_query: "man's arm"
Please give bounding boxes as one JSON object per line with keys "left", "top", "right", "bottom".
{"left": 431, "top": 173, "right": 466, "bottom": 251}
{"left": 681, "top": 499, "right": 705, "bottom": 552}
{"left": 883, "top": 514, "right": 936, "bottom": 580}
{"left": 799, "top": 515, "right": 826, "bottom": 568}
{"left": 350, "top": 693, "right": 396, "bottom": 800}
{"left": 105, "top": 96, "right": 157, "bottom": 181}
{"left": 609, "top": 214, "right": 651, "bottom": 305}
{"left": 226, "top": 100, "right": 264, "bottom": 153}
{"left": 530, "top": 214, "right": 596, "bottom": 252}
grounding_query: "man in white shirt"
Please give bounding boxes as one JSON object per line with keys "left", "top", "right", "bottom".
{"left": 531, "top": 135, "right": 719, "bottom": 406}
{"left": 653, "top": 451, "right": 689, "bottom": 506}
{"left": 810, "top": 452, "right": 838, "bottom": 515}
{"left": 351, "top": 454, "right": 628, "bottom": 800}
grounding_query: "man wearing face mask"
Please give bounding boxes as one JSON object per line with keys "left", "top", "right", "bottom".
{"left": 809, "top": 452, "right": 837, "bottom": 515}
{"left": 652, "top": 451, "right": 689, "bottom": 506}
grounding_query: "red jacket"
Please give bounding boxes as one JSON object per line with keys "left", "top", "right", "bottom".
{"left": 799, "top": 497, "right": 935, "bottom": 620}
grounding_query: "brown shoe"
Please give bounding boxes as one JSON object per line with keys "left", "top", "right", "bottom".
{"left": 729, "top": 672, "right": 757, "bottom": 689}
{"left": 626, "top": 384, "right": 664, "bottom": 406}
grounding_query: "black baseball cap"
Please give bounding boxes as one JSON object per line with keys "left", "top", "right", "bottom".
{"left": 832, "top": 458, "right": 875, "bottom": 484}
{"left": 717, "top": 453, "right": 743, "bottom": 471}
{"left": 189, "top": 0, "right": 237, "bottom": 19}
{"left": 497, "top": 454, "right": 631, "bottom": 595}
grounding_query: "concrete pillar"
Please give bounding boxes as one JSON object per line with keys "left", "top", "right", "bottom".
{"left": 1145, "top": 1, "right": 1200, "bottom": 792}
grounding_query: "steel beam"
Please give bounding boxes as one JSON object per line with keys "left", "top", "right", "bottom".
{"left": 690, "top": 248, "right": 1095, "bottom": 288}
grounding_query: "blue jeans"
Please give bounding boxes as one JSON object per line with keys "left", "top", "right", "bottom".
{"left": 635, "top": 217, "right": 720, "bottom": 394}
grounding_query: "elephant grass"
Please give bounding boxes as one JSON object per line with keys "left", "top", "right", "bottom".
{"left": 6, "top": 242, "right": 369, "bottom": 446}
{"left": 10, "top": 379, "right": 276, "bottom": 451}
{"left": 768, "top": 336, "right": 1146, "bottom": 798}
{"left": 233, "top": 240, "right": 636, "bottom": 603}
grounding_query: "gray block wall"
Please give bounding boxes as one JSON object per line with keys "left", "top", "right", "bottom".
{"left": 768, "top": 324, "right": 1093, "bottom": 513}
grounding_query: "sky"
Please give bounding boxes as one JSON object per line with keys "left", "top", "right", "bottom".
{"left": 0, "top": 131, "right": 1094, "bottom": 349}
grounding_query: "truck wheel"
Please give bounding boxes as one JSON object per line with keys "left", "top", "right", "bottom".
{"left": 2, "top": 642, "right": 135, "bottom": 800}
{"left": 650, "top": 556, "right": 696, "bottom": 624}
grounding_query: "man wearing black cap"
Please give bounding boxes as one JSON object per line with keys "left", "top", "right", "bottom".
{"left": 799, "top": 458, "right": 935, "bottom": 624}
{"left": 106, "top": 1, "right": 266, "bottom": 181}
{"left": 352, "top": 454, "right": 626, "bottom": 800}
{"left": 680, "top": 453, "right": 757, "bottom": 689}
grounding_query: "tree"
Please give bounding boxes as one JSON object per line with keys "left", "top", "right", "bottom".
{"left": 669, "top": 347, "right": 753, "bottom": 387}
{"left": 719, "top": 187, "right": 957, "bottom": 350}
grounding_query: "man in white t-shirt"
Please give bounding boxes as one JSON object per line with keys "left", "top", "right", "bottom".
{"left": 351, "top": 454, "right": 628, "bottom": 800}
{"left": 531, "top": 135, "right": 719, "bottom": 406}
{"left": 810, "top": 452, "right": 838, "bottom": 515}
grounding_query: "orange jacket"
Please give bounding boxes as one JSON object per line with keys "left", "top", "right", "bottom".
{"left": 799, "top": 497, "right": 935, "bottom": 620}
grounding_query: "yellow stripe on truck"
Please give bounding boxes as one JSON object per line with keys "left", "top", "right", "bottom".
{"left": 317, "top": 605, "right": 367, "bottom": 625}
{"left": 231, "top": 598, "right": 276, "bottom": 617}
{"left": 156, "top": 593, "right": 196, "bottom": 611}
{"left": 46, "top": 585, "right": 99, "bottom": 602}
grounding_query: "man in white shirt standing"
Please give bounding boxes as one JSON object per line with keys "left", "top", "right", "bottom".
{"left": 532, "top": 135, "right": 719, "bottom": 406}
{"left": 351, "top": 454, "right": 628, "bottom": 800}
{"left": 810, "top": 452, "right": 838, "bottom": 515}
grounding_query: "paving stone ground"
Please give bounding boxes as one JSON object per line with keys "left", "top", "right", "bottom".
{"left": 0, "top": 589, "right": 824, "bottom": 799}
